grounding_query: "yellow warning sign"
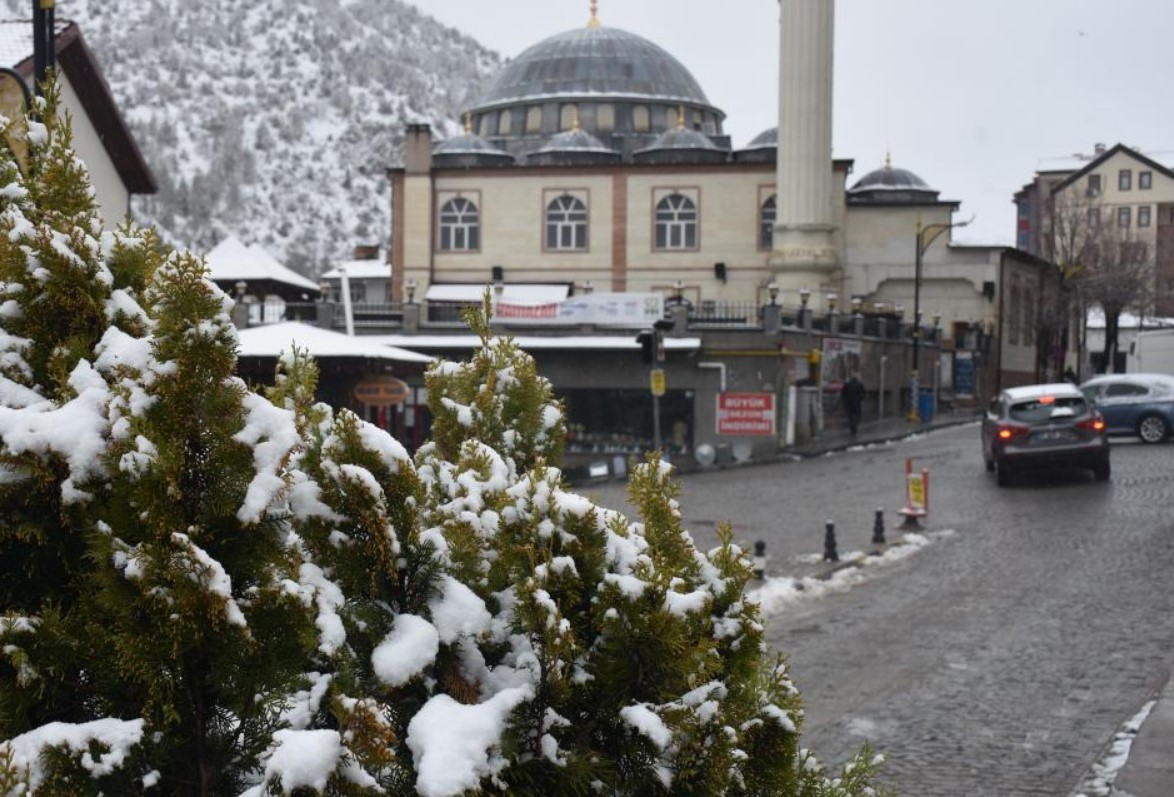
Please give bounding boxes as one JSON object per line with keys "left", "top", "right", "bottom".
{"left": 650, "top": 368, "right": 666, "bottom": 397}
{"left": 907, "top": 473, "right": 926, "bottom": 512}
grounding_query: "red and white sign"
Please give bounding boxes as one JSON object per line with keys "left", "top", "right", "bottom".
{"left": 716, "top": 392, "right": 776, "bottom": 436}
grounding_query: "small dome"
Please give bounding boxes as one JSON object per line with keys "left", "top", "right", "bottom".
{"left": 633, "top": 123, "right": 725, "bottom": 165}
{"left": 432, "top": 130, "right": 515, "bottom": 167}
{"left": 743, "top": 126, "right": 778, "bottom": 150}
{"left": 848, "top": 157, "right": 939, "bottom": 203}
{"left": 528, "top": 126, "right": 620, "bottom": 165}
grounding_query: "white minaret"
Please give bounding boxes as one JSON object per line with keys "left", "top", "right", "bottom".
{"left": 771, "top": 0, "right": 841, "bottom": 307}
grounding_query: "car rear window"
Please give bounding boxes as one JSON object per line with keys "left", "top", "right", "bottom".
{"left": 1009, "top": 396, "right": 1088, "bottom": 422}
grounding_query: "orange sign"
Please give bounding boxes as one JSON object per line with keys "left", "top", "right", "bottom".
{"left": 353, "top": 375, "right": 410, "bottom": 407}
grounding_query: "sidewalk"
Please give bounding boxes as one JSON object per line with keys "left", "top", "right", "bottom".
{"left": 1101, "top": 670, "right": 1174, "bottom": 797}
{"left": 785, "top": 405, "right": 981, "bottom": 460}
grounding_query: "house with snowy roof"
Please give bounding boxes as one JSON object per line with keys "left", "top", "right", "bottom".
{"left": 0, "top": 18, "right": 155, "bottom": 227}
{"left": 204, "top": 235, "right": 320, "bottom": 326}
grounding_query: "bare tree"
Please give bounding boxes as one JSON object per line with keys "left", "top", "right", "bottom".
{"left": 1074, "top": 226, "right": 1153, "bottom": 373}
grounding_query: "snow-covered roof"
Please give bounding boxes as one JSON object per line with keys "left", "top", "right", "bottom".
{"left": 236, "top": 322, "right": 433, "bottom": 364}
{"left": 204, "top": 236, "right": 319, "bottom": 292}
{"left": 0, "top": 18, "right": 66, "bottom": 68}
{"left": 321, "top": 261, "right": 390, "bottom": 280}
{"left": 424, "top": 284, "right": 570, "bottom": 304}
{"left": 1085, "top": 306, "right": 1174, "bottom": 330}
{"left": 365, "top": 334, "right": 701, "bottom": 352}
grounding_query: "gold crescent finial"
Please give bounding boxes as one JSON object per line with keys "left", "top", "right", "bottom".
{"left": 587, "top": 0, "right": 601, "bottom": 28}
{"left": 464, "top": 113, "right": 472, "bottom": 135}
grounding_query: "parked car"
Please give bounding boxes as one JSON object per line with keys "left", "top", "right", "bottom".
{"left": 981, "top": 383, "right": 1110, "bottom": 486}
{"left": 1079, "top": 373, "right": 1174, "bottom": 444}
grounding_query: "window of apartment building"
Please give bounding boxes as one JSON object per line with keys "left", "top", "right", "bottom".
{"left": 760, "top": 195, "right": 777, "bottom": 250}
{"left": 1139, "top": 171, "right": 1153, "bottom": 190}
{"left": 1022, "top": 289, "right": 1035, "bottom": 347}
{"left": 1088, "top": 207, "right": 1100, "bottom": 227}
{"left": 1139, "top": 205, "right": 1152, "bottom": 227}
{"left": 526, "top": 106, "right": 543, "bottom": 133}
{"left": 545, "top": 195, "right": 588, "bottom": 251}
{"left": 597, "top": 103, "right": 615, "bottom": 132}
{"left": 1087, "top": 174, "right": 1102, "bottom": 196}
{"left": 655, "top": 194, "right": 698, "bottom": 250}
{"left": 498, "top": 109, "right": 512, "bottom": 136}
{"left": 1118, "top": 206, "right": 1132, "bottom": 228}
{"left": 633, "top": 105, "right": 650, "bottom": 132}
{"left": 1119, "top": 169, "right": 1132, "bottom": 191}
{"left": 439, "top": 197, "right": 480, "bottom": 251}
{"left": 1008, "top": 284, "right": 1021, "bottom": 345}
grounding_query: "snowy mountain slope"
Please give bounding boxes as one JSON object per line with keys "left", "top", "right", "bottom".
{"left": 0, "top": 0, "right": 500, "bottom": 276}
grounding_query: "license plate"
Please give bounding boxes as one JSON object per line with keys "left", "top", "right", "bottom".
{"left": 1034, "top": 429, "right": 1073, "bottom": 442}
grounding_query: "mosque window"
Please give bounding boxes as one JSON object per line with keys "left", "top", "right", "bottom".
{"left": 692, "top": 110, "right": 702, "bottom": 130}
{"left": 664, "top": 106, "right": 678, "bottom": 129}
{"left": 546, "top": 195, "right": 588, "bottom": 251}
{"left": 703, "top": 117, "right": 717, "bottom": 136}
{"left": 760, "top": 195, "right": 777, "bottom": 250}
{"left": 655, "top": 194, "right": 698, "bottom": 251}
{"left": 560, "top": 104, "right": 578, "bottom": 131}
{"left": 478, "top": 114, "right": 493, "bottom": 138}
{"left": 633, "top": 105, "right": 650, "bottom": 132}
{"left": 498, "top": 109, "right": 512, "bottom": 136}
{"left": 597, "top": 103, "right": 615, "bottom": 132}
{"left": 526, "top": 106, "right": 543, "bottom": 133}
{"left": 439, "top": 197, "right": 480, "bottom": 252}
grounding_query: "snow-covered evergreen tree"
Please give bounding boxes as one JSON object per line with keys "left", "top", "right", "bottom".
{"left": 0, "top": 90, "right": 888, "bottom": 796}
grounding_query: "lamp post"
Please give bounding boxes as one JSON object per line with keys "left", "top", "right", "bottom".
{"left": 768, "top": 282, "right": 780, "bottom": 305}
{"left": 406, "top": 278, "right": 417, "bottom": 305}
{"left": 910, "top": 215, "right": 973, "bottom": 421}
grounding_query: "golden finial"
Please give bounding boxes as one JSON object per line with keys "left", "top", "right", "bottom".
{"left": 572, "top": 106, "right": 581, "bottom": 132}
{"left": 884, "top": 151, "right": 892, "bottom": 170}
{"left": 677, "top": 105, "right": 686, "bottom": 130}
{"left": 587, "top": 0, "right": 601, "bottom": 28}
{"left": 464, "top": 113, "right": 472, "bottom": 135}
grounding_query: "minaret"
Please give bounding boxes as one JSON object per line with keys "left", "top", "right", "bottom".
{"left": 771, "top": 0, "right": 840, "bottom": 306}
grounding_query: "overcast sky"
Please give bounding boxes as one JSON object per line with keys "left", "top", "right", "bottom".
{"left": 403, "top": 0, "right": 1172, "bottom": 247}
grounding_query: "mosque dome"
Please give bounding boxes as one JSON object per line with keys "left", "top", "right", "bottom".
{"left": 848, "top": 158, "right": 940, "bottom": 203}
{"left": 464, "top": 4, "right": 726, "bottom": 161}
{"left": 432, "top": 127, "right": 515, "bottom": 168}
{"left": 527, "top": 126, "right": 620, "bottom": 166}
{"left": 633, "top": 119, "right": 726, "bottom": 164}
{"left": 733, "top": 126, "right": 777, "bottom": 163}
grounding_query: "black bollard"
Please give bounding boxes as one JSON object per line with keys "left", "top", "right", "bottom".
{"left": 824, "top": 520, "right": 838, "bottom": 563}
{"left": 752, "top": 540, "right": 767, "bottom": 579}
{"left": 872, "top": 508, "right": 886, "bottom": 546}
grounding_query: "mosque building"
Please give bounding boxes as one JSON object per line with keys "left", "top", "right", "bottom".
{"left": 375, "top": 1, "right": 1052, "bottom": 467}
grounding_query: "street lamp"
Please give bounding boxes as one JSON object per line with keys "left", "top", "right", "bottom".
{"left": 911, "top": 215, "right": 973, "bottom": 421}
{"left": 826, "top": 292, "right": 838, "bottom": 315}
{"left": 406, "top": 278, "right": 417, "bottom": 305}
{"left": 767, "top": 282, "right": 780, "bottom": 305}
{"left": 851, "top": 296, "right": 863, "bottom": 316}
{"left": 799, "top": 288, "right": 811, "bottom": 309}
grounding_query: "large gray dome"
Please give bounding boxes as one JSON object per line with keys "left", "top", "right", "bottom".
{"left": 477, "top": 26, "right": 712, "bottom": 109}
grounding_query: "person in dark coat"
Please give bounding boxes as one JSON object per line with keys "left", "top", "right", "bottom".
{"left": 842, "top": 371, "right": 866, "bottom": 435}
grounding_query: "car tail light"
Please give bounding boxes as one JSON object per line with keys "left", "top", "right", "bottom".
{"left": 996, "top": 424, "right": 1030, "bottom": 441}
{"left": 1076, "top": 413, "right": 1106, "bottom": 433}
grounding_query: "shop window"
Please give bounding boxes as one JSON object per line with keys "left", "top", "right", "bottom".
{"left": 439, "top": 197, "right": 479, "bottom": 251}
{"left": 760, "top": 195, "right": 777, "bottom": 250}
{"left": 546, "top": 195, "right": 588, "bottom": 251}
{"left": 655, "top": 194, "right": 698, "bottom": 250}
{"left": 561, "top": 388, "right": 694, "bottom": 458}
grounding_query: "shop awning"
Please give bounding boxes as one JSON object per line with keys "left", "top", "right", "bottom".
{"left": 424, "top": 284, "right": 570, "bottom": 304}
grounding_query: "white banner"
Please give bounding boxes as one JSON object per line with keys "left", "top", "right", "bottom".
{"left": 493, "top": 292, "right": 665, "bottom": 328}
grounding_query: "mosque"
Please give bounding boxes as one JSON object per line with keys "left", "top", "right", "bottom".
{"left": 372, "top": 1, "right": 1051, "bottom": 465}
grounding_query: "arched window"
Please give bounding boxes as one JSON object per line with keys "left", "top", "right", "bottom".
{"left": 498, "top": 109, "right": 512, "bottom": 136}
{"left": 560, "top": 104, "right": 578, "bottom": 130}
{"left": 760, "top": 195, "right": 777, "bottom": 250}
{"left": 546, "top": 195, "right": 588, "bottom": 251}
{"left": 526, "top": 106, "right": 543, "bottom": 133}
{"left": 478, "top": 114, "right": 493, "bottom": 138}
{"left": 655, "top": 194, "right": 698, "bottom": 250}
{"left": 597, "top": 103, "right": 615, "bottom": 132}
{"left": 439, "top": 197, "right": 479, "bottom": 252}
{"left": 633, "top": 105, "right": 650, "bottom": 132}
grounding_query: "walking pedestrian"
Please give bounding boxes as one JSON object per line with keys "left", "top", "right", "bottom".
{"left": 842, "top": 371, "right": 865, "bottom": 435}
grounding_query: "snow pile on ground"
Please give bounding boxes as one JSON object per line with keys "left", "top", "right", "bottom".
{"left": 748, "top": 530, "right": 954, "bottom": 616}
{"left": 1070, "top": 699, "right": 1156, "bottom": 797}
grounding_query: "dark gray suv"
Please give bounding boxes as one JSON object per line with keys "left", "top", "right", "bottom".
{"left": 981, "top": 383, "right": 1110, "bottom": 486}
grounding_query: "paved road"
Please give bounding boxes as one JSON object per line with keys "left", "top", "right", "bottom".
{"left": 583, "top": 426, "right": 1174, "bottom": 796}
